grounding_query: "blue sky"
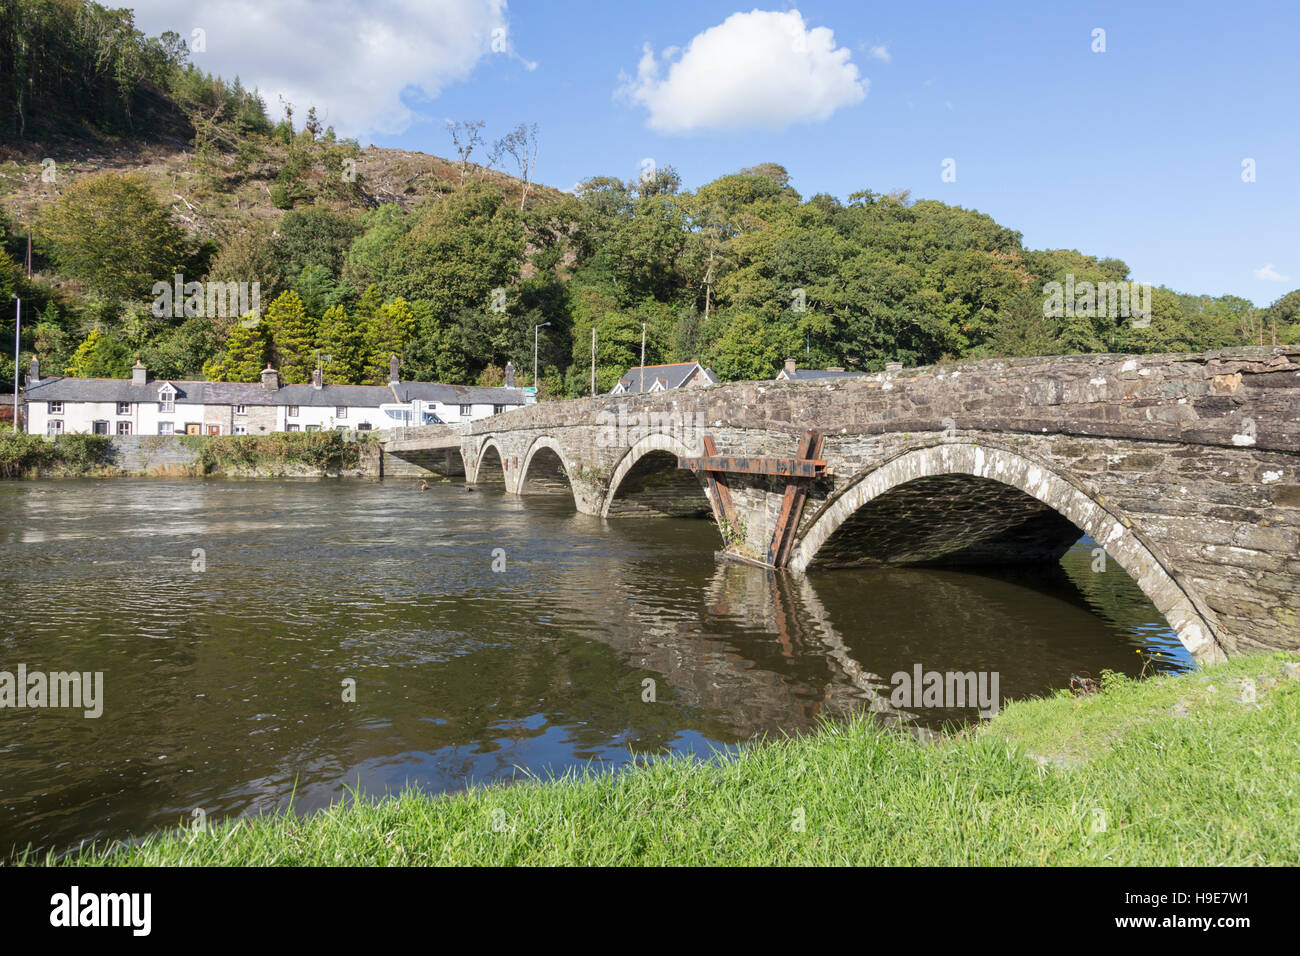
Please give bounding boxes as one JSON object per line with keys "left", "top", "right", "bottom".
{"left": 131, "top": 1, "right": 1298, "bottom": 304}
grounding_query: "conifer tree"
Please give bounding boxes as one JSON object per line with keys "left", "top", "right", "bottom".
{"left": 263, "top": 290, "right": 317, "bottom": 384}
{"left": 203, "top": 317, "right": 271, "bottom": 382}
{"left": 317, "top": 305, "right": 367, "bottom": 384}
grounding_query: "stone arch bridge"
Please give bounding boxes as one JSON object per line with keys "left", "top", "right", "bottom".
{"left": 379, "top": 347, "right": 1300, "bottom": 664}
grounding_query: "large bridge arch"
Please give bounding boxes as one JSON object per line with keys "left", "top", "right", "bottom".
{"left": 790, "top": 441, "right": 1227, "bottom": 664}
{"left": 469, "top": 437, "right": 507, "bottom": 487}
{"left": 519, "top": 435, "right": 578, "bottom": 504}
{"left": 601, "top": 432, "right": 712, "bottom": 519}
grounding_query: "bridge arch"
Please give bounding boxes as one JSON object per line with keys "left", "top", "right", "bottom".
{"left": 471, "top": 437, "right": 507, "bottom": 487}
{"left": 519, "top": 436, "right": 578, "bottom": 504}
{"left": 790, "top": 441, "right": 1226, "bottom": 663}
{"left": 601, "top": 432, "right": 712, "bottom": 519}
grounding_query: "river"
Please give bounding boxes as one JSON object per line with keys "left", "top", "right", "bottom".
{"left": 0, "top": 477, "right": 1192, "bottom": 855}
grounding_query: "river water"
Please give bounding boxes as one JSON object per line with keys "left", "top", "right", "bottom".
{"left": 0, "top": 478, "right": 1192, "bottom": 856}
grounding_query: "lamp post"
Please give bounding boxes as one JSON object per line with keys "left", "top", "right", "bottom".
{"left": 533, "top": 321, "right": 550, "bottom": 390}
{"left": 10, "top": 295, "right": 18, "bottom": 434}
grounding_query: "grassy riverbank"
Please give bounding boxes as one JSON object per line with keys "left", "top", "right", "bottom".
{"left": 44, "top": 652, "right": 1300, "bottom": 866}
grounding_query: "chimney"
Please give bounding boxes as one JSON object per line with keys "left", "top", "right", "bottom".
{"left": 131, "top": 358, "right": 148, "bottom": 386}
{"left": 261, "top": 363, "right": 279, "bottom": 392}
{"left": 784, "top": 357, "right": 797, "bottom": 375}
{"left": 388, "top": 355, "right": 400, "bottom": 385}
{"left": 312, "top": 367, "right": 323, "bottom": 390}
{"left": 504, "top": 361, "right": 516, "bottom": 388}
{"left": 28, "top": 357, "right": 39, "bottom": 385}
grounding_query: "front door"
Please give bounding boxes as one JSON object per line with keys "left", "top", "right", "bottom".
{"left": 186, "top": 423, "right": 201, "bottom": 435}
{"left": 206, "top": 425, "right": 221, "bottom": 436}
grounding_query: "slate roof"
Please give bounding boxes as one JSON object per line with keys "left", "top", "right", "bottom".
{"left": 613, "top": 362, "right": 718, "bottom": 394}
{"left": 22, "top": 376, "right": 525, "bottom": 408}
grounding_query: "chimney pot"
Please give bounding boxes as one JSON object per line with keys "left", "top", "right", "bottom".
{"left": 784, "top": 357, "right": 797, "bottom": 375}
{"left": 131, "top": 358, "right": 147, "bottom": 386}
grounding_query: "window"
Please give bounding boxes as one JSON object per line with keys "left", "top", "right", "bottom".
{"left": 235, "top": 404, "right": 247, "bottom": 415}
{"left": 116, "top": 421, "right": 132, "bottom": 436}
{"left": 92, "top": 421, "right": 108, "bottom": 435}
{"left": 335, "top": 406, "right": 347, "bottom": 419}
{"left": 49, "top": 401, "right": 63, "bottom": 414}
{"left": 157, "top": 423, "right": 174, "bottom": 436}
{"left": 459, "top": 404, "right": 472, "bottom": 416}
{"left": 305, "top": 424, "right": 320, "bottom": 432}
{"left": 47, "top": 420, "right": 63, "bottom": 435}
{"left": 493, "top": 404, "right": 505, "bottom": 415}
{"left": 286, "top": 424, "right": 300, "bottom": 432}
{"left": 159, "top": 397, "right": 175, "bottom": 413}
{"left": 288, "top": 405, "right": 299, "bottom": 417}
{"left": 233, "top": 424, "right": 247, "bottom": 435}
{"left": 335, "top": 425, "right": 348, "bottom": 432}
{"left": 357, "top": 423, "right": 372, "bottom": 431}
{"left": 116, "top": 401, "right": 131, "bottom": 415}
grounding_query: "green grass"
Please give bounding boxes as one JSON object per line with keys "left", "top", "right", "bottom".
{"left": 37, "top": 652, "right": 1300, "bottom": 866}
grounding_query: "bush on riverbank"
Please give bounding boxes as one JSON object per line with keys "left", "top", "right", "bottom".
{"left": 40, "top": 651, "right": 1300, "bottom": 866}
{"left": 189, "top": 431, "right": 371, "bottom": 475}
{"left": 0, "top": 432, "right": 112, "bottom": 477}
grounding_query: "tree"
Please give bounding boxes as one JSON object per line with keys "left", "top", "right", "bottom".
{"left": 204, "top": 319, "right": 271, "bottom": 382}
{"left": 705, "top": 311, "right": 785, "bottom": 382}
{"left": 277, "top": 207, "right": 362, "bottom": 277}
{"left": 65, "top": 328, "right": 132, "bottom": 378}
{"left": 446, "top": 120, "right": 486, "bottom": 183}
{"left": 261, "top": 291, "right": 317, "bottom": 383}
{"left": 38, "top": 173, "right": 186, "bottom": 301}
{"left": 317, "top": 305, "right": 367, "bottom": 384}
{"left": 379, "top": 183, "right": 525, "bottom": 316}
{"left": 491, "top": 122, "right": 539, "bottom": 211}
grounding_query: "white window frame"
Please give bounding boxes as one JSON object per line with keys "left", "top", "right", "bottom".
{"left": 157, "top": 422, "right": 174, "bottom": 436}
{"left": 233, "top": 424, "right": 247, "bottom": 435}
{"left": 286, "top": 424, "right": 300, "bottom": 432}
{"left": 235, "top": 404, "right": 247, "bottom": 415}
{"left": 288, "top": 405, "right": 299, "bottom": 417}
{"left": 459, "top": 404, "right": 472, "bottom": 416}
{"left": 116, "top": 421, "right": 132, "bottom": 436}
{"left": 47, "top": 419, "right": 63, "bottom": 435}
{"left": 49, "top": 401, "right": 63, "bottom": 414}
{"left": 116, "top": 401, "right": 131, "bottom": 415}
{"left": 336, "top": 406, "right": 347, "bottom": 419}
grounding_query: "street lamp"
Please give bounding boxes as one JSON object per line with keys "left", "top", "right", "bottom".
{"left": 533, "top": 321, "right": 551, "bottom": 390}
{"left": 10, "top": 295, "right": 18, "bottom": 434}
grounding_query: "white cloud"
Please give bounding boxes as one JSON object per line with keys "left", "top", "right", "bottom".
{"left": 127, "top": 0, "right": 528, "bottom": 139}
{"left": 867, "top": 44, "right": 891, "bottom": 63}
{"left": 618, "top": 9, "right": 866, "bottom": 133}
{"left": 1254, "top": 263, "right": 1290, "bottom": 282}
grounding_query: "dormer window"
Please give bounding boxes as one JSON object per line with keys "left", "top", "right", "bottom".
{"left": 158, "top": 384, "right": 176, "bottom": 414}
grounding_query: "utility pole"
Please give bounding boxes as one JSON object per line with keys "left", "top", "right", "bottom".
{"left": 11, "top": 295, "right": 20, "bottom": 433}
{"left": 591, "top": 327, "right": 596, "bottom": 397}
{"left": 533, "top": 321, "right": 550, "bottom": 390}
{"left": 639, "top": 322, "right": 646, "bottom": 393}
{"left": 25, "top": 232, "right": 32, "bottom": 277}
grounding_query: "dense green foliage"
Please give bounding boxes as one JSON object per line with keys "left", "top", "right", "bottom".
{"left": 0, "top": 430, "right": 111, "bottom": 476}
{"left": 41, "top": 653, "right": 1300, "bottom": 865}
{"left": 194, "top": 431, "right": 367, "bottom": 474}
{"left": 3, "top": 2, "right": 1296, "bottom": 400}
